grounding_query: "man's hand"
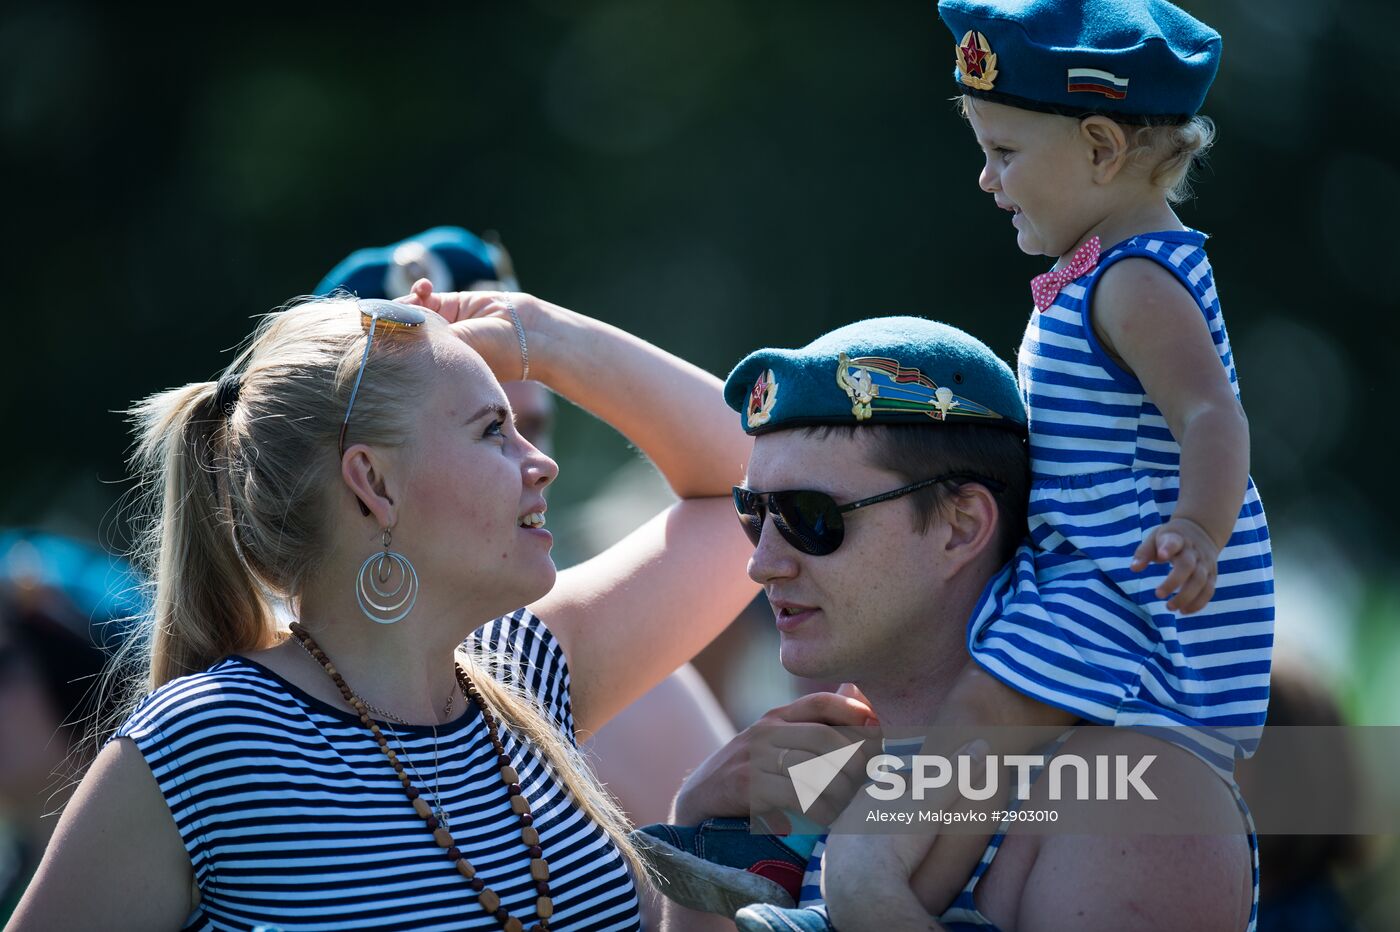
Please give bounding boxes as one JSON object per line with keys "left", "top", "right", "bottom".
{"left": 1131, "top": 516, "right": 1219, "bottom": 613}
{"left": 673, "top": 684, "right": 877, "bottom": 828}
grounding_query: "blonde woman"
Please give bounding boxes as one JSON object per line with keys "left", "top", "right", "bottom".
{"left": 8, "top": 286, "right": 757, "bottom": 931}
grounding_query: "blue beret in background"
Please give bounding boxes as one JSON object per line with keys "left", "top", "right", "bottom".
{"left": 724, "top": 316, "right": 1026, "bottom": 436}
{"left": 937, "top": 0, "right": 1221, "bottom": 123}
{"left": 0, "top": 528, "right": 146, "bottom": 652}
{"left": 313, "top": 225, "right": 517, "bottom": 298}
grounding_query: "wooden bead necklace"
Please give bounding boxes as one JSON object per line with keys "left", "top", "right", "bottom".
{"left": 288, "top": 622, "right": 553, "bottom": 932}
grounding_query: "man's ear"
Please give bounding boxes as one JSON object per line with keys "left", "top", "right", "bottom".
{"left": 941, "top": 484, "right": 1000, "bottom": 575}
{"left": 341, "top": 445, "right": 398, "bottom": 527}
{"left": 1080, "top": 115, "right": 1130, "bottom": 184}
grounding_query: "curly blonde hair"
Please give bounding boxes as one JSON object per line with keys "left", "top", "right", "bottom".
{"left": 1124, "top": 115, "right": 1216, "bottom": 203}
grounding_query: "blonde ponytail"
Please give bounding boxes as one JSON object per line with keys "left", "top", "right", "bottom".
{"left": 128, "top": 379, "right": 275, "bottom": 689}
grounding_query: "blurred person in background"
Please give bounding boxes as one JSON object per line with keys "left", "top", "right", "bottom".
{"left": 0, "top": 531, "right": 139, "bottom": 923}
{"left": 316, "top": 227, "right": 739, "bottom": 929}
{"left": 1235, "top": 658, "right": 1370, "bottom": 932}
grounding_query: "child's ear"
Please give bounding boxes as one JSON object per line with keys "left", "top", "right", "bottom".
{"left": 1079, "top": 116, "right": 1130, "bottom": 183}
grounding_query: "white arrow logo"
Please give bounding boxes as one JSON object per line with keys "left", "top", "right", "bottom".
{"left": 787, "top": 739, "right": 865, "bottom": 814}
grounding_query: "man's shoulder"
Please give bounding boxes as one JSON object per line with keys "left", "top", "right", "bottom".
{"left": 1002, "top": 728, "right": 1253, "bottom": 931}
{"left": 1013, "top": 831, "right": 1252, "bottom": 931}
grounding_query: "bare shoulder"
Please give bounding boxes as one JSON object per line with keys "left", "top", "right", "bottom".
{"left": 8, "top": 738, "right": 196, "bottom": 931}
{"left": 1091, "top": 257, "right": 1203, "bottom": 355}
{"left": 1013, "top": 729, "right": 1253, "bottom": 932}
{"left": 1094, "top": 256, "right": 1194, "bottom": 315}
{"left": 1016, "top": 832, "right": 1251, "bottom": 932}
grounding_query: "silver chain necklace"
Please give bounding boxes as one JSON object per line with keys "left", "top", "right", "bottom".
{"left": 293, "top": 635, "right": 459, "bottom": 828}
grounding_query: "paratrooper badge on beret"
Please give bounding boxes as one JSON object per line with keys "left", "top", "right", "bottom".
{"left": 834, "top": 353, "right": 1002, "bottom": 424}
{"left": 746, "top": 369, "right": 780, "bottom": 428}
{"left": 725, "top": 316, "right": 1027, "bottom": 437}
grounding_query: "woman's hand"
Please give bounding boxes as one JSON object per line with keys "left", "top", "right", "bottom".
{"left": 401, "top": 275, "right": 748, "bottom": 501}
{"left": 400, "top": 279, "right": 545, "bottom": 383}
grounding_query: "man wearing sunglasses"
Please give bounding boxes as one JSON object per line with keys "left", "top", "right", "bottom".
{"left": 721, "top": 318, "right": 1030, "bottom": 699}
{"left": 639, "top": 317, "right": 1030, "bottom": 919}
{"left": 637, "top": 317, "right": 1255, "bottom": 931}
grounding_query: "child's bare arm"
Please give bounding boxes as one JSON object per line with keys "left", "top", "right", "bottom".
{"left": 1093, "top": 258, "right": 1250, "bottom": 614}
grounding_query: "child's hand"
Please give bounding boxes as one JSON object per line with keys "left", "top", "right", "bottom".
{"left": 1131, "top": 517, "right": 1219, "bottom": 613}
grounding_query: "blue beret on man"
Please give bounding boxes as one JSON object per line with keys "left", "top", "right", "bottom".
{"left": 937, "top": 0, "right": 1221, "bottom": 124}
{"left": 723, "top": 316, "right": 1027, "bottom": 436}
{"left": 313, "top": 225, "right": 517, "bottom": 298}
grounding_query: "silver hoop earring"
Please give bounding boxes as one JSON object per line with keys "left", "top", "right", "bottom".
{"left": 356, "top": 528, "right": 419, "bottom": 625}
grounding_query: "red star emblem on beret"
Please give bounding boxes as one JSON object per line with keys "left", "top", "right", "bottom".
{"left": 960, "top": 35, "right": 987, "bottom": 77}
{"left": 749, "top": 377, "right": 767, "bottom": 412}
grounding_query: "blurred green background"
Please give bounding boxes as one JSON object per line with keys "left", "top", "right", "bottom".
{"left": 2, "top": 2, "right": 1396, "bottom": 717}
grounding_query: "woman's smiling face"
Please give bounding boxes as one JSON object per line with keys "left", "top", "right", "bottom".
{"left": 393, "top": 333, "right": 560, "bottom": 619}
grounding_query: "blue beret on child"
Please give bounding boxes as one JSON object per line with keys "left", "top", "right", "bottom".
{"left": 724, "top": 317, "right": 1027, "bottom": 436}
{"left": 313, "top": 225, "right": 516, "bottom": 298}
{"left": 937, "top": 0, "right": 1221, "bottom": 124}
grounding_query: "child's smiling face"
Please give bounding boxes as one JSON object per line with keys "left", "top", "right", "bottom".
{"left": 965, "top": 99, "right": 1100, "bottom": 259}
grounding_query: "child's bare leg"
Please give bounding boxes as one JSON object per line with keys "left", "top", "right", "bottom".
{"left": 938, "top": 662, "right": 1077, "bottom": 733}
{"left": 822, "top": 661, "right": 1075, "bottom": 930}
{"left": 824, "top": 832, "right": 942, "bottom": 932}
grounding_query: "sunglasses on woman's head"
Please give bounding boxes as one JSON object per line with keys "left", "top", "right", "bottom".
{"left": 338, "top": 300, "right": 429, "bottom": 459}
{"left": 732, "top": 472, "right": 1008, "bottom": 556}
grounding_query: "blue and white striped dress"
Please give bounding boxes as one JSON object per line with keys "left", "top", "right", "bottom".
{"left": 115, "top": 610, "right": 641, "bottom": 931}
{"left": 968, "top": 229, "right": 1274, "bottom": 775}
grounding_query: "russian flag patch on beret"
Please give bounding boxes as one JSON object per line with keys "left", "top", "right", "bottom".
{"left": 1067, "top": 68, "right": 1130, "bottom": 99}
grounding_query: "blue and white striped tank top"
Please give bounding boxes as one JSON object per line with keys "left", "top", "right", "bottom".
{"left": 115, "top": 609, "right": 641, "bottom": 931}
{"left": 967, "top": 229, "right": 1274, "bottom": 775}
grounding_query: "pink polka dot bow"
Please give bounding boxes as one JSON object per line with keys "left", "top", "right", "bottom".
{"left": 1030, "top": 235, "right": 1101, "bottom": 312}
